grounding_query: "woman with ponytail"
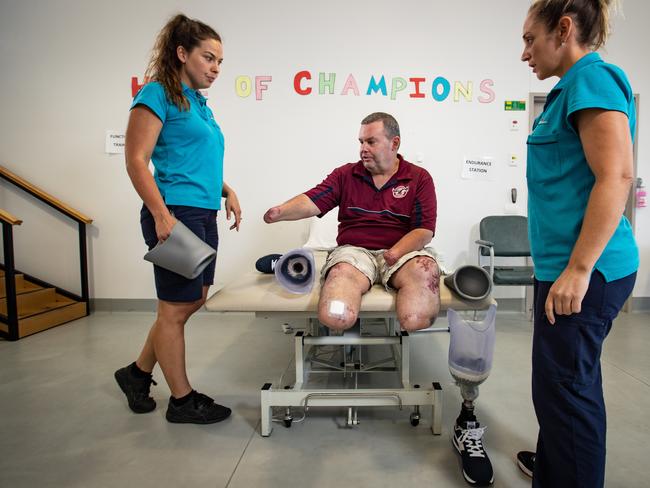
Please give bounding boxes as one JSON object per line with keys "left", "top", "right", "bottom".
{"left": 518, "top": 0, "right": 638, "bottom": 485}
{"left": 115, "top": 14, "right": 241, "bottom": 425}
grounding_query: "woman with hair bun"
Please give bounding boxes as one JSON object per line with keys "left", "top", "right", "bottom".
{"left": 517, "top": 1, "right": 638, "bottom": 485}
{"left": 115, "top": 14, "right": 241, "bottom": 425}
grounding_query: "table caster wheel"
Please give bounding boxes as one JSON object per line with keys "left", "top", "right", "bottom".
{"left": 410, "top": 412, "right": 420, "bottom": 426}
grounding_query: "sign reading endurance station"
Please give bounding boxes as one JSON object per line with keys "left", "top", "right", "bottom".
{"left": 461, "top": 156, "right": 495, "bottom": 181}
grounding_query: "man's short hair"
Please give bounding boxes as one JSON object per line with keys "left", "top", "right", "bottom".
{"left": 361, "top": 112, "right": 400, "bottom": 140}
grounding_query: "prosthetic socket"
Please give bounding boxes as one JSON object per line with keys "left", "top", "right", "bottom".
{"left": 448, "top": 305, "right": 497, "bottom": 411}
{"left": 274, "top": 248, "right": 316, "bottom": 294}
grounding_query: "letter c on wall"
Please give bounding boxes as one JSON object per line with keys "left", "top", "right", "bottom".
{"left": 294, "top": 70, "right": 312, "bottom": 95}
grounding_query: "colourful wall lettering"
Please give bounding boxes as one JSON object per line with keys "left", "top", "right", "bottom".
{"left": 179, "top": 70, "right": 498, "bottom": 103}
{"left": 431, "top": 77, "right": 451, "bottom": 102}
{"left": 478, "top": 79, "right": 495, "bottom": 103}
{"left": 341, "top": 74, "right": 360, "bottom": 96}
{"left": 235, "top": 76, "right": 252, "bottom": 98}
{"left": 366, "top": 75, "right": 388, "bottom": 96}
{"left": 391, "top": 77, "right": 407, "bottom": 100}
{"left": 454, "top": 81, "right": 472, "bottom": 102}
{"left": 255, "top": 76, "right": 272, "bottom": 100}
{"left": 409, "top": 78, "right": 426, "bottom": 99}
{"left": 294, "top": 70, "right": 312, "bottom": 95}
{"left": 234, "top": 75, "right": 273, "bottom": 99}
{"left": 319, "top": 73, "right": 336, "bottom": 95}
{"left": 131, "top": 76, "right": 151, "bottom": 97}
{"left": 289, "top": 71, "right": 495, "bottom": 104}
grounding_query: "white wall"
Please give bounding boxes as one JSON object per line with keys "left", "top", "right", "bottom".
{"left": 0, "top": 0, "right": 648, "bottom": 300}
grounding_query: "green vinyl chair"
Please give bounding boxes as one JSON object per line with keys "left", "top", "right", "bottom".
{"left": 476, "top": 215, "right": 534, "bottom": 314}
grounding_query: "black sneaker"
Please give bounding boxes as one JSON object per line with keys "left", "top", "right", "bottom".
{"left": 453, "top": 420, "right": 494, "bottom": 486}
{"left": 166, "top": 391, "right": 232, "bottom": 424}
{"left": 255, "top": 254, "right": 282, "bottom": 274}
{"left": 114, "top": 365, "right": 157, "bottom": 413}
{"left": 516, "top": 451, "right": 535, "bottom": 478}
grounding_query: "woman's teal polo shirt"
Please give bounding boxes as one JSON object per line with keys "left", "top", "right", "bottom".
{"left": 131, "top": 81, "right": 224, "bottom": 210}
{"left": 526, "top": 52, "right": 638, "bottom": 282}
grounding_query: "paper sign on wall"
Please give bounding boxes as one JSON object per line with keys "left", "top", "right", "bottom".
{"left": 461, "top": 156, "right": 495, "bottom": 181}
{"left": 105, "top": 130, "right": 125, "bottom": 154}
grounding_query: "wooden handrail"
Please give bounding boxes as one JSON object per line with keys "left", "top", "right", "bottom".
{"left": 0, "top": 165, "right": 92, "bottom": 224}
{"left": 0, "top": 208, "right": 22, "bottom": 226}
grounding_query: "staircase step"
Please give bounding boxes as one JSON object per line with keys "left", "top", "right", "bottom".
{"left": 0, "top": 274, "right": 43, "bottom": 298}
{"left": 0, "top": 288, "right": 75, "bottom": 319}
{"left": 0, "top": 271, "right": 88, "bottom": 339}
{"left": 0, "top": 301, "right": 87, "bottom": 338}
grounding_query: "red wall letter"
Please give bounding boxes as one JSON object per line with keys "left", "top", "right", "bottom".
{"left": 293, "top": 71, "right": 312, "bottom": 95}
{"left": 409, "top": 77, "right": 426, "bottom": 98}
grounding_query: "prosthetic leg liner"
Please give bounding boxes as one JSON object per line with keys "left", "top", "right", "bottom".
{"left": 274, "top": 248, "right": 315, "bottom": 294}
{"left": 143, "top": 221, "right": 216, "bottom": 280}
{"left": 444, "top": 265, "right": 492, "bottom": 301}
{"left": 448, "top": 305, "right": 497, "bottom": 387}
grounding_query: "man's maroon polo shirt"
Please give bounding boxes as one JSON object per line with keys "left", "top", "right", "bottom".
{"left": 304, "top": 155, "right": 437, "bottom": 250}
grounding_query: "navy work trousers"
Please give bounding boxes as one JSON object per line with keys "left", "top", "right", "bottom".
{"left": 532, "top": 271, "right": 636, "bottom": 488}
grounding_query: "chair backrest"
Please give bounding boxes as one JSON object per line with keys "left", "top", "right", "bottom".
{"left": 479, "top": 215, "right": 531, "bottom": 257}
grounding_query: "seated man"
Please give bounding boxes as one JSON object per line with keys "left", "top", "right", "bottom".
{"left": 265, "top": 112, "right": 494, "bottom": 486}
{"left": 264, "top": 112, "right": 440, "bottom": 332}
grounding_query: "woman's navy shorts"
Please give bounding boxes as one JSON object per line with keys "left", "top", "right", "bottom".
{"left": 141, "top": 204, "right": 218, "bottom": 302}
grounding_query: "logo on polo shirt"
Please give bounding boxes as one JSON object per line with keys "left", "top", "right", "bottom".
{"left": 392, "top": 185, "right": 409, "bottom": 198}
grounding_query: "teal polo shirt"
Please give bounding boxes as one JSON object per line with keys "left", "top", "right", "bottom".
{"left": 131, "top": 81, "right": 224, "bottom": 210}
{"left": 526, "top": 52, "right": 638, "bottom": 282}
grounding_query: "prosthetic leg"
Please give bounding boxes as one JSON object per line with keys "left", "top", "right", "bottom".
{"left": 448, "top": 305, "right": 497, "bottom": 487}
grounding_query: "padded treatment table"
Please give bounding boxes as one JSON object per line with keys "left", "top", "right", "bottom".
{"left": 206, "top": 251, "right": 494, "bottom": 315}
{"left": 205, "top": 250, "right": 495, "bottom": 436}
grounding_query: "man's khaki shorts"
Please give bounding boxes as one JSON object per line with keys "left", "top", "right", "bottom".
{"left": 321, "top": 245, "right": 438, "bottom": 290}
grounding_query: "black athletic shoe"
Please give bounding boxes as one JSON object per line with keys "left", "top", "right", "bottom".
{"left": 114, "top": 365, "right": 157, "bottom": 413}
{"left": 453, "top": 420, "right": 494, "bottom": 486}
{"left": 166, "top": 391, "right": 231, "bottom": 424}
{"left": 516, "top": 451, "right": 535, "bottom": 478}
{"left": 255, "top": 254, "right": 282, "bottom": 274}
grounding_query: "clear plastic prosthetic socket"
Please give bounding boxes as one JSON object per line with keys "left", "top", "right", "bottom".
{"left": 274, "top": 248, "right": 316, "bottom": 294}
{"left": 447, "top": 305, "right": 497, "bottom": 410}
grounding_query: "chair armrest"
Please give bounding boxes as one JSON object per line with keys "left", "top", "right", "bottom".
{"left": 476, "top": 240, "right": 495, "bottom": 280}
{"left": 475, "top": 239, "right": 494, "bottom": 248}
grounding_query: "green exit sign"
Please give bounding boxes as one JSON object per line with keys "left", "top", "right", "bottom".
{"left": 505, "top": 100, "right": 526, "bottom": 111}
